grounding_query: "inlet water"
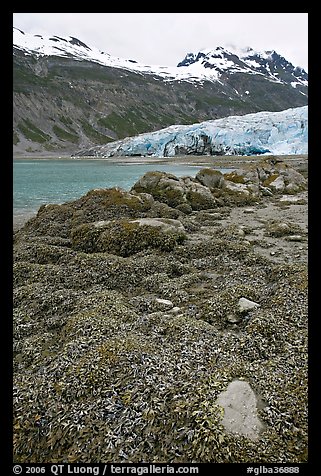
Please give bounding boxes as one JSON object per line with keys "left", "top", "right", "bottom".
{"left": 13, "top": 158, "right": 233, "bottom": 226}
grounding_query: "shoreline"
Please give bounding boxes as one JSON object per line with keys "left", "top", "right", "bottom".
{"left": 13, "top": 153, "right": 308, "bottom": 166}
{"left": 13, "top": 154, "right": 308, "bottom": 232}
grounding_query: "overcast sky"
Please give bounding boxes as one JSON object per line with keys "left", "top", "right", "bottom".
{"left": 12, "top": 13, "right": 308, "bottom": 71}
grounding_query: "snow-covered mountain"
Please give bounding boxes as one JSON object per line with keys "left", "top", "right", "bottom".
{"left": 74, "top": 106, "right": 308, "bottom": 158}
{"left": 13, "top": 27, "right": 308, "bottom": 88}
{"left": 177, "top": 46, "right": 308, "bottom": 88}
{"left": 13, "top": 27, "right": 213, "bottom": 84}
{"left": 13, "top": 27, "right": 308, "bottom": 155}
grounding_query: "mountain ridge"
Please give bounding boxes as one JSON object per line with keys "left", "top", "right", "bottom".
{"left": 13, "top": 27, "right": 308, "bottom": 155}
{"left": 13, "top": 28, "right": 308, "bottom": 87}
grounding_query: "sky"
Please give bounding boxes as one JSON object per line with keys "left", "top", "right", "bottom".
{"left": 12, "top": 13, "right": 308, "bottom": 71}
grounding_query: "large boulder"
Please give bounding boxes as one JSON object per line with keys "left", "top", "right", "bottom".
{"left": 181, "top": 176, "right": 218, "bottom": 210}
{"left": 15, "top": 187, "right": 180, "bottom": 240}
{"left": 70, "top": 218, "right": 187, "bottom": 256}
{"left": 195, "top": 168, "right": 225, "bottom": 190}
{"left": 131, "top": 171, "right": 218, "bottom": 210}
{"left": 131, "top": 171, "right": 187, "bottom": 208}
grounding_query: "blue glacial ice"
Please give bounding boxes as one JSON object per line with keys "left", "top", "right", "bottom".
{"left": 77, "top": 106, "right": 308, "bottom": 158}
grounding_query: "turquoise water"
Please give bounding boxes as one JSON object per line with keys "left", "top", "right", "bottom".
{"left": 13, "top": 158, "right": 232, "bottom": 224}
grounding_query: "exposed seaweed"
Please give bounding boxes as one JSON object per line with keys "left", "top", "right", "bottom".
{"left": 13, "top": 162, "right": 308, "bottom": 463}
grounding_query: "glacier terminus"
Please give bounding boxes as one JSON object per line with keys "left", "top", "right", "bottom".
{"left": 75, "top": 106, "right": 308, "bottom": 158}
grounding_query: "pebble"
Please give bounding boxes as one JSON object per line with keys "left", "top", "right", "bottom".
{"left": 169, "top": 307, "right": 181, "bottom": 315}
{"left": 285, "top": 235, "right": 304, "bottom": 242}
{"left": 155, "top": 298, "right": 174, "bottom": 308}
{"left": 237, "top": 297, "right": 260, "bottom": 313}
{"left": 226, "top": 313, "right": 241, "bottom": 324}
{"left": 243, "top": 208, "right": 255, "bottom": 214}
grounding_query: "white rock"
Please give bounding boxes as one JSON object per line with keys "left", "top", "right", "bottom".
{"left": 225, "top": 181, "right": 250, "bottom": 195}
{"left": 269, "top": 175, "right": 285, "bottom": 191}
{"left": 279, "top": 194, "right": 304, "bottom": 202}
{"left": 216, "top": 379, "right": 265, "bottom": 440}
{"left": 243, "top": 208, "right": 255, "bottom": 214}
{"left": 155, "top": 298, "right": 174, "bottom": 309}
{"left": 237, "top": 297, "right": 260, "bottom": 313}
{"left": 285, "top": 235, "right": 304, "bottom": 242}
{"left": 131, "top": 218, "right": 185, "bottom": 233}
{"left": 169, "top": 306, "right": 181, "bottom": 315}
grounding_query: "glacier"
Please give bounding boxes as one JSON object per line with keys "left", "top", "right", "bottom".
{"left": 75, "top": 106, "right": 308, "bottom": 158}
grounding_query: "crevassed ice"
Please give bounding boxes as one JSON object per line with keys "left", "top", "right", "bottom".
{"left": 81, "top": 106, "right": 308, "bottom": 158}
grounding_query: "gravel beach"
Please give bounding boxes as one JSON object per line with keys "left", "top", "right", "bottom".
{"left": 13, "top": 155, "right": 308, "bottom": 463}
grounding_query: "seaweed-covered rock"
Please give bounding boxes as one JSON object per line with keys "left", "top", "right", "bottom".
{"left": 195, "top": 168, "right": 225, "bottom": 190}
{"left": 71, "top": 218, "right": 187, "bottom": 256}
{"left": 19, "top": 203, "right": 75, "bottom": 238}
{"left": 15, "top": 187, "right": 185, "bottom": 243}
{"left": 227, "top": 157, "right": 307, "bottom": 196}
{"left": 132, "top": 170, "right": 218, "bottom": 210}
{"left": 13, "top": 164, "right": 308, "bottom": 464}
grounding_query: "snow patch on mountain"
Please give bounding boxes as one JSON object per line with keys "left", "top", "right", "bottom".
{"left": 74, "top": 106, "right": 308, "bottom": 158}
